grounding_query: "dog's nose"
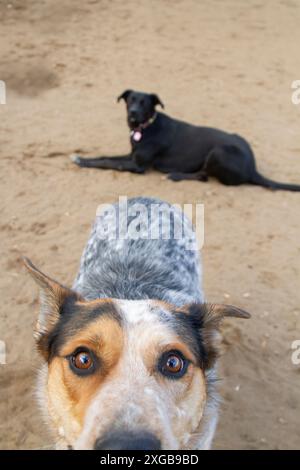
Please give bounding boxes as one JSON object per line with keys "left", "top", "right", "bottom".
{"left": 94, "top": 430, "right": 161, "bottom": 450}
{"left": 129, "top": 109, "right": 138, "bottom": 119}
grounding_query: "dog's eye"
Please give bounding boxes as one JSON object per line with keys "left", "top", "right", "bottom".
{"left": 159, "top": 350, "right": 188, "bottom": 379}
{"left": 69, "top": 348, "right": 95, "bottom": 375}
{"left": 73, "top": 351, "right": 92, "bottom": 369}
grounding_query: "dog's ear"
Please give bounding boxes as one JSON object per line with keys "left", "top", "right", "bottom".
{"left": 117, "top": 89, "right": 133, "bottom": 103}
{"left": 178, "top": 303, "right": 250, "bottom": 369}
{"left": 150, "top": 93, "right": 164, "bottom": 109}
{"left": 23, "top": 257, "right": 82, "bottom": 352}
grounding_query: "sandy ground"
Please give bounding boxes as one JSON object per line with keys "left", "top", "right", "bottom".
{"left": 0, "top": 0, "right": 300, "bottom": 450}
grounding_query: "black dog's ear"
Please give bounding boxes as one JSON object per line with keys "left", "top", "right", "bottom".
{"left": 117, "top": 90, "right": 133, "bottom": 103}
{"left": 150, "top": 93, "right": 164, "bottom": 109}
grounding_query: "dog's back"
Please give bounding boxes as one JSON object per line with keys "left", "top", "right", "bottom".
{"left": 73, "top": 197, "right": 203, "bottom": 307}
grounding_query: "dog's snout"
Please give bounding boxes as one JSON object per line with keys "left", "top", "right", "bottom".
{"left": 94, "top": 430, "right": 161, "bottom": 450}
{"left": 129, "top": 109, "right": 138, "bottom": 119}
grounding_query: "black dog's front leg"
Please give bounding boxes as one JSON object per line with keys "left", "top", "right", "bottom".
{"left": 70, "top": 154, "right": 145, "bottom": 174}
{"left": 167, "top": 171, "right": 208, "bottom": 182}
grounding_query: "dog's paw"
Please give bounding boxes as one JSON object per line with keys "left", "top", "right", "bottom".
{"left": 167, "top": 173, "right": 182, "bottom": 182}
{"left": 70, "top": 154, "right": 84, "bottom": 166}
{"left": 198, "top": 172, "right": 208, "bottom": 182}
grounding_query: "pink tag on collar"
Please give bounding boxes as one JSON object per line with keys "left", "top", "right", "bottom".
{"left": 132, "top": 130, "right": 142, "bottom": 142}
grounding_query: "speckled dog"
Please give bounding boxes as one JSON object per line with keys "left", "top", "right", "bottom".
{"left": 24, "top": 197, "right": 250, "bottom": 450}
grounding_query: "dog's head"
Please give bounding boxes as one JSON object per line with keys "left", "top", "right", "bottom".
{"left": 117, "top": 90, "right": 164, "bottom": 129}
{"left": 24, "top": 257, "right": 250, "bottom": 450}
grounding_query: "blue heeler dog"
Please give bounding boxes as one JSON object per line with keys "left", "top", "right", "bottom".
{"left": 24, "top": 197, "right": 250, "bottom": 450}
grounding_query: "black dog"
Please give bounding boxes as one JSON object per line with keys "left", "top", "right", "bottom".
{"left": 71, "top": 90, "right": 300, "bottom": 191}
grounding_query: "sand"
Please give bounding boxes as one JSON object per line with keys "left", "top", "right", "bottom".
{"left": 0, "top": 0, "right": 299, "bottom": 450}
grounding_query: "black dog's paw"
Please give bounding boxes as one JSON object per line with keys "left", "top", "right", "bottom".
{"left": 167, "top": 173, "right": 183, "bottom": 182}
{"left": 198, "top": 172, "right": 208, "bottom": 182}
{"left": 70, "top": 154, "right": 86, "bottom": 167}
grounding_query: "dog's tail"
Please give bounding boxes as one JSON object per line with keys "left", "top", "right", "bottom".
{"left": 250, "top": 171, "right": 300, "bottom": 192}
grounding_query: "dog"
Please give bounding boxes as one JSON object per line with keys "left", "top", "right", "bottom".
{"left": 24, "top": 197, "right": 250, "bottom": 450}
{"left": 71, "top": 89, "right": 300, "bottom": 192}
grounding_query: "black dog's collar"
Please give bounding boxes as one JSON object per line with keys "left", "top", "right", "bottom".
{"left": 130, "top": 113, "right": 157, "bottom": 142}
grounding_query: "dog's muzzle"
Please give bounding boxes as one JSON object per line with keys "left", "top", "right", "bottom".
{"left": 94, "top": 429, "right": 161, "bottom": 450}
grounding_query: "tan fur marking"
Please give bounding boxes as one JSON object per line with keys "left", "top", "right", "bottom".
{"left": 47, "top": 316, "right": 123, "bottom": 438}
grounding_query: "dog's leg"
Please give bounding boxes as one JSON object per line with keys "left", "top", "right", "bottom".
{"left": 70, "top": 154, "right": 145, "bottom": 173}
{"left": 167, "top": 171, "right": 208, "bottom": 182}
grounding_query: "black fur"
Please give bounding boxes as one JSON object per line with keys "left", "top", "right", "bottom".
{"left": 40, "top": 299, "right": 121, "bottom": 361}
{"left": 72, "top": 90, "right": 300, "bottom": 192}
